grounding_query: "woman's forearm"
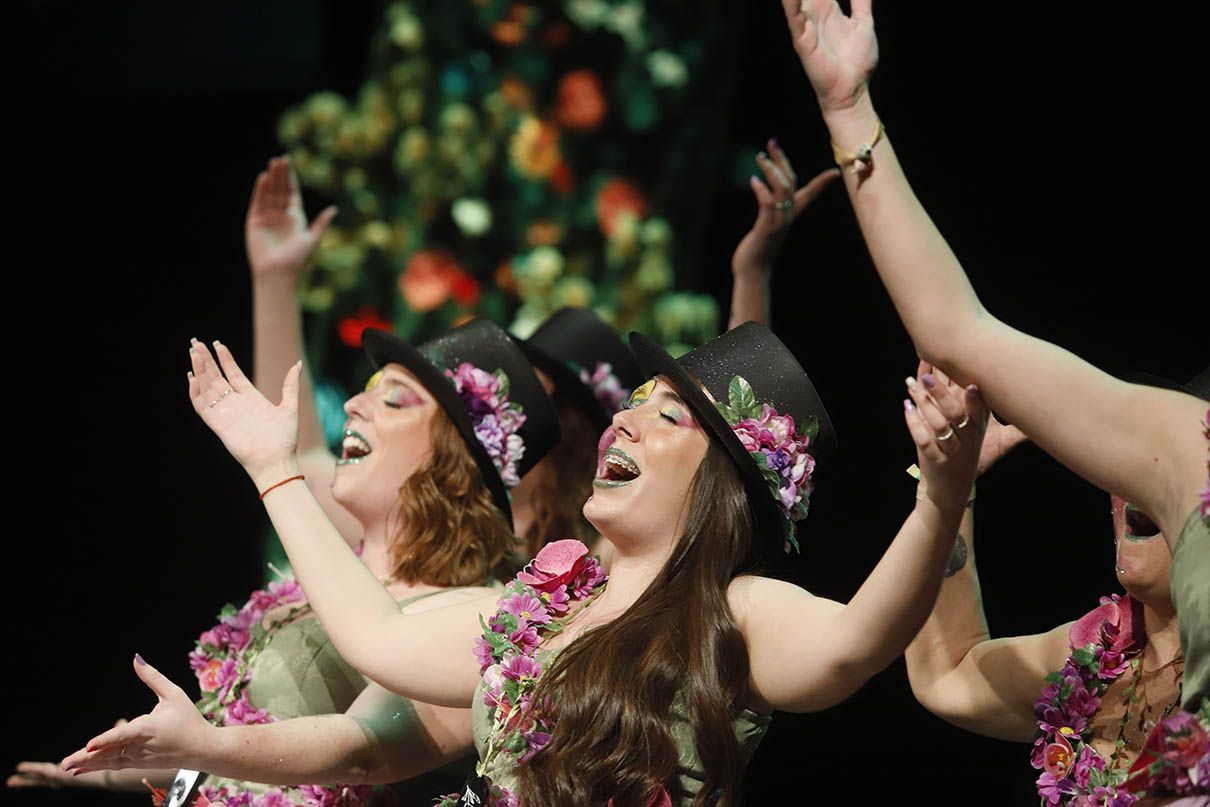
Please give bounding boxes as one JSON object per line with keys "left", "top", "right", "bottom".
{"left": 252, "top": 272, "right": 327, "bottom": 456}
{"left": 728, "top": 269, "right": 772, "bottom": 329}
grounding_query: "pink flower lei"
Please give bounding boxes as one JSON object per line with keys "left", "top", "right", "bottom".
{"left": 444, "top": 362, "right": 527, "bottom": 488}
{"left": 1031, "top": 593, "right": 1208, "bottom": 804}
{"left": 1199, "top": 405, "right": 1209, "bottom": 523}
{"left": 437, "top": 540, "right": 607, "bottom": 807}
{"left": 714, "top": 375, "right": 817, "bottom": 553}
{"left": 186, "top": 578, "right": 376, "bottom": 806}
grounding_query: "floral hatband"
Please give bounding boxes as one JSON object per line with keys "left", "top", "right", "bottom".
{"left": 444, "top": 362, "right": 528, "bottom": 488}
{"left": 714, "top": 375, "right": 817, "bottom": 553}
{"left": 576, "top": 360, "right": 629, "bottom": 415}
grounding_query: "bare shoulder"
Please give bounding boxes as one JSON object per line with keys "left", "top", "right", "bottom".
{"left": 399, "top": 586, "right": 499, "bottom": 616}
{"left": 727, "top": 575, "right": 822, "bottom": 630}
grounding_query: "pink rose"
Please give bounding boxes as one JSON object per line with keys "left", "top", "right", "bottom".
{"left": 1069, "top": 594, "right": 1144, "bottom": 656}
{"left": 516, "top": 539, "right": 590, "bottom": 594}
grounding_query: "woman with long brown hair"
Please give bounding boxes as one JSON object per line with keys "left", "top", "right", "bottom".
{"left": 64, "top": 318, "right": 987, "bottom": 805}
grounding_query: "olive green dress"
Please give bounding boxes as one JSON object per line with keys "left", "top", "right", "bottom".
{"left": 468, "top": 647, "right": 771, "bottom": 805}
{"left": 1171, "top": 506, "right": 1209, "bottom": 712}
{"left": 201, "top": 591, "right": 474, "bottom": 804}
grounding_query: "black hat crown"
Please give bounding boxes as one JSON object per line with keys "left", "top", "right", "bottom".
{"left": 521, "top": 307, "right": 645, "bottom": 430}
{"left": 362, "top": 319, "right": 561, "bottom": 528}
{"left": 629, "top": 322, "right": 835, "bottom": 552}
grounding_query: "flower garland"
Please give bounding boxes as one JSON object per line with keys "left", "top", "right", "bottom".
{"left": 437, "top": 539, "right": 607, "bottom": 807}
{"left": 1200, "top": 405, "right": 1209, "bottom": 524}
{"left": 575, "top": 360, "right": 629, "bottom": 415}
{"left": 1031, "top": 593, "right": 1208, "bottom": 805}
{"left": 183, "top": 578, "right": 374, "bottom": 807}
{"left": 444, "top": 362, "right": 527, "bottom": 487}
{"left": 714, "top": 375, "right": 817, "bottom": 553}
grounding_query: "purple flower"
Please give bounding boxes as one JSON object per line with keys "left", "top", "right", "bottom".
{"left": 572, "top": 557, "right": 607, "bottom": 598}
{"left": 481, "top": 664, "right": 506, "bottom": 709}
{"left": 1037, "top": 771, "right": 1080, "bottom": 804}
{"left": 541, "top": 585, "right": 571, "bottom": 614}
{"left": 224, "top": 692, "right": 271, "bottom": 726}
{"left": 501, "top": 593, "right": 552, "bottom": 626}
{"left": 299, "top": 784, "right": 374, "bottom": 806}
{"left": 268, "top": 578, "right": 305, "bottom": 604}
{"left": 252, "top": 789, "right": 293, "bottom": 807}
{"left": 501, "top": 654, "right": 542, "bottom": 683}
{"left": 580, "top": 362, "right": 627, "bottom": 414}
{"left": 490, "top": 785, "right": 520, "bottom": 807}
{"left": 473, "top": 635, "right": 497, "bottom": 670}
{"left": 1070, "top": 745, "right": 1102, "bottom": 789}
{"left": 446, "top": 363, "right": 528, "bottom": 488}
{"left": 519, "top": 729, "right": 552, "bottom": 762}
{"left": 509, "top": 624, "right": 541, "bottom": 655}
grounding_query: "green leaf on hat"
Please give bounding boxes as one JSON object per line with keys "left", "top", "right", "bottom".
{"left": 495, "top": 368, "right": 510, "bottom": 398}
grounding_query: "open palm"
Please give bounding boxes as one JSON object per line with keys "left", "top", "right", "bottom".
{"left": 781, "top": 0, "right": 878, "bottom": 112}
{"left": 245, "top": 155, "right": 336, "bottom": 277}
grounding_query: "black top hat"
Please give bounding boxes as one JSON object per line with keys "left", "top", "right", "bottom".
{"left": 361, "top": 319, "right": 561, "bottom": 528}
{"left": 629, "top": 322, "right": 836, "bottom": 551}
{"left": 520, "top": 307, "right": 646, "bottom": 431}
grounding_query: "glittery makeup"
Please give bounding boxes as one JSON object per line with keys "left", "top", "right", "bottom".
{"left": 626, "top": 378, "right": 657, "bottom": 409}
{"left": 383, "top": 385, "right": 423, "bottom": 408}
{"left": 364, "top": 370, "right": 384, "bottom": 392}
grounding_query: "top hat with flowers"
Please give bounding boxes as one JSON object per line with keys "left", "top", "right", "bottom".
{"left": 520, "top": 307, "right": 646, "bottom": 431}
{"left": 629, "top": 322, "right": 835, "bottom": 552}
{"left": 361, "top": 319, "right": 561, "bottom": 528}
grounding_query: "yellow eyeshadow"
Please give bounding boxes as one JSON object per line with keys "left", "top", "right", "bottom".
{"left": 384, "top": 387, "right": 418, "bottom": 406}
{"left": 364, "top": 370, "right": 385, "bottom": 392}
{"left": 659, "top": 407, "right": 682, "bottom": 423}
{"left": 627, "top": 379, "right": 657, "bottom": 408}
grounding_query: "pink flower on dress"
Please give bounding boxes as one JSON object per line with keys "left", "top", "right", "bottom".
{"left": 197, "top": 658, "right": 239, "bottom": 694}
{"left": 473, "top": 635, "right": 497, "bottom": 670}
{"left": 1069, "top": 594, "right": 1144, "bottom": 658}
{"left": 501, "top": 653, "right": 542, "bottom": 684}
{"left": 540, "top": 585, "right": 570, "bottom": 615}
{"left": 251, "top": 789, "right": 293, "bottom": 806}
{"left": 298, "top": 784, "right": 374, "bottom": 806}
{"left": 224, "top": 691, "right": 271, "bottom": 726}
{"left": 572, "top": 557, "right": 606, "bottom": 599}
{"left": 516, "top": 539, "right": 590, "bottom": 594}
{"left": 500, "top": 593, "right": 551, "bottom": 626}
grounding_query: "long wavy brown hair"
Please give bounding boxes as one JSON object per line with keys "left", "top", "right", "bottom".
{"left": 518, "top": 442, "right": 761, "bottom": 806}
{"left": 519, "top": 388, "right": 600, "bottom": 557}
{"left": 389, "top": 408, "right": 516, "bottom": 587}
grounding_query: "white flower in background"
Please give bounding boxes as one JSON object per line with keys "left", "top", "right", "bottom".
{"left": 640, "top": 216, "right": 672, "bottom": 248}
{"left": 451, "top": 198, "right": 493, "bottom": 237}
{"left": 606, "top": 1, "right": 646, "bottom": 50}
{"left": 509, "top": 304, "right": 548, "bottom": 339}
{"left": 565, "top": 0, "right": 609, "bottom": 29}
{"left": 647, "top": 50, "right": 687, "bottom": 88}
{"left": 389, "top": 13, "right": 424, "bottom": 52}
{"left": 526, "top": 246, "right": 565, "bottom": 284}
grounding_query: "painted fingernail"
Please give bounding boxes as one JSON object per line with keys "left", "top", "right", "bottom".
{"left": 190, "top": 337, "right": 198, "bottom": 346}
{"left": 757, "top": 151, "right": 768, "bottom": 161}
{"left": 904, "top": 398, "right": 915, "bottom": 412}
{"left": 135, "top": 653, "right": 146, "bottom": 666}
{"left": 904, "top": 376, "right": 917, "bottom": 389}
{"left": 187, "top": 371, "right": 194, "bottom": 380}
{"left": 922, "top": 373, "right": 937, "bottom": 389}
{"left": 770, "top": 137, "right": 780, "bottom": 149}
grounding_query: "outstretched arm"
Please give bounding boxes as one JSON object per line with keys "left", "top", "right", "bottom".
{"left": 187, "top": 340, "right": 492, "bottom": 704}
{"left": 780, "top": 0, "right": 1206, "bottom": 545}
{"left": 729, "top": 140, "right": 839, "bottom": 329}
{"left": 903, "top": 366, "right": 1070, "bottom": 741}
{"left": 736, "top": 366, "right": 989, "bottom": 713}
{"left": 61, "top": 659, "right": 474, "bottom": 786}
{"left": 245, "top": 156, "right": 362, "bottom": 545}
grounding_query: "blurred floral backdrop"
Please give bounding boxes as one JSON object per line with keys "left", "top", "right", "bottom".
{"left": 279, "top": 0, "right": 743, "bottom": 415}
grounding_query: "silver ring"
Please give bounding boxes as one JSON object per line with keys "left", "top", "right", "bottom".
{"left": 220, "top": 388, "right": 233, "bottom": 398}
{"left": 936, "top": 427, "right": 955, "bottom": 442}
{"left": 208, "top": 398, "right": 221, "bottom": 408}
{"left": 954, "top": 415, "right": 970, "bottom": 430}
{"left": 775, "top": 199, "right": 793, "bottom": 212}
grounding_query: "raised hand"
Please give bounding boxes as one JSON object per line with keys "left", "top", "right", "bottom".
{"left": 903, "top": 360, "right": 989, "bottom": 512}
{"left": 60, "top": 657, "right": 214, "bottom": 776}
{"left": 733, "top": 139, "right": 840, "bottom": 278}
{"left": 246, "top": 155, "right": 337, "bottom": 278}
{"left": 780, "top": 0, "right": 878, "bottom": 113}
{"left": 188, "top": 338, "right": 302, "bottom": 487}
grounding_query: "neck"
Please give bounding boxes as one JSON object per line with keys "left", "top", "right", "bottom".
{"left": 1140, "top": 600, "right": 1182, "bottom": 670}
{"left": 593, "top": 535, "right": 675, "bottom": 613}
{"left": 358, "top": 518, "right": 398, "bottom": 581}
{"left": 511, "top": 482, "right": 535, "bottom": 540}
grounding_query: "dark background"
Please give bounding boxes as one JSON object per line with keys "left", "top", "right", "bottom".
{"left": 15, "top": 1, "right": 1206, "bottom": 804}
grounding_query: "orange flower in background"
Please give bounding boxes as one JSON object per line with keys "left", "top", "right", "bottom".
{"left": 500, "top": 77, "right": 534, "bottom": 111}
{"left": 556, "top": 70, "right": 607, "bottom": 131}
{"left": 596, "top": 178, "right": 647, "bottom": 237}
{"left": 510, "top": 117, "right": 562, "bottom": 179}
{"left": 399, "top": 250, "right": 474, "bottom": 312}
{"left": 526, "top": 219, "right": 563, "bottom": 246}
{"left": 495, "top": 261, "right": 518, "bottom": 295}
{"left": 550, "top": 161, "right": 574, "bottom": 195}
{"left": 450, "top": 272, "right": 482, "bottom": 307}
{"left": 492, "top": 4, "right": 532, "bottom": 47}
{"left": 338, "top": 307, "right": 392, "bottom": 348}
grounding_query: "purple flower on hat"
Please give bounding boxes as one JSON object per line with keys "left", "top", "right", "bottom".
{"left": 579, "top": 361, "right": 629, "bottom": 414}
{"left": 715, "top": 376, "right": 818, "bottom": 553}
{"left": 445, "top": 362, "right": 527, "bottom": 488}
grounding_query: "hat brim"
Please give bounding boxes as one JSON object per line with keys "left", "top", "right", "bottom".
{"left": 519, "top": 341, "right": 613, "bottom": 432}
{"left": 362, "top": 329, "right": 512, "bottom": 528}
{"left": 628, "top": 333, "right": 785, "bottom": 546}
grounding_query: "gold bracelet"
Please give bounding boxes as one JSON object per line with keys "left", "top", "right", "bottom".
{"left": 831, "top": 119, "right": 885, "bottom": 173}
{"left": 907, "top": 464, "right": 975, "bottom": 504}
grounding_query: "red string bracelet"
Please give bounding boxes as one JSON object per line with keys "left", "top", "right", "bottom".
{"left": 258, "top": 474, "right": 305, "bottom": 500}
